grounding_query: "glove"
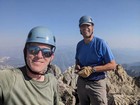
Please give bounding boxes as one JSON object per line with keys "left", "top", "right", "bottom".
{"left": 78, "top": 66, "right": 93, "bottom": 78}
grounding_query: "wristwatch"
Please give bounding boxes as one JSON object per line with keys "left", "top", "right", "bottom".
{"left": 92, "top": 67, "right": 96, "bottom": 72}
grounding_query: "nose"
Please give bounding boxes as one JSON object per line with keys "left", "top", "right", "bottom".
{"left": 37, "top": 50, "right": 43, "bottom": 58}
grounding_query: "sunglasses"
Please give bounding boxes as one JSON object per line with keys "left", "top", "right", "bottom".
{"left": 27, "top": 45, "right": 53, "bottom": 58}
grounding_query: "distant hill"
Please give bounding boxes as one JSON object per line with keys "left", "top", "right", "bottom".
{"left": 0, "top": 45, "right": 140, "bottom": 75}
{"left": 112, "top": 48, "right": 140, "bottom": 64}
{"left": 52, "top": 45, "right": 76, "bottom": 71}
{"left": 122, "top": 62, "right": 140, "bottom": 77}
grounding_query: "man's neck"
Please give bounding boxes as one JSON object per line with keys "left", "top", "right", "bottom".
{"left": 84, "top": 34, "right": 94, "bottom": 44}
{"left": 26, "top": 69, "right": 45, "bottom": 82}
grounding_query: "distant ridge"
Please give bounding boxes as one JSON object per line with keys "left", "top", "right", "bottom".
{"left": 0, "top": 46, "right": 140, "bottom": 74}
{"left": 0, "top": 56, "right": 10, "bottom": 63}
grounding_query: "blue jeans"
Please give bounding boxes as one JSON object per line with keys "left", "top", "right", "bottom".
{"left": 77, "top": 77, "right": 107, "bottom": 105}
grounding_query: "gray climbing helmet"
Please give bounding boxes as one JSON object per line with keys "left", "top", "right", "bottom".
{"left": 79, "top": 16, "right": 94, "bottom": 26}
{"left": 26, "top": 26, "right": 56, "bottom": 48}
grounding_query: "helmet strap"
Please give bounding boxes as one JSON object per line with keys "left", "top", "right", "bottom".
{"left": 27, "top": 66, "right": 45, "bottom": 75}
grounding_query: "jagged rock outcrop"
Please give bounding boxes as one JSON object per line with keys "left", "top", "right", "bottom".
{"left": 106, "top": 65, "right": 140, "bottom": 105}
{"left": 57, "top": 64, "right": 140, "bottom": 105}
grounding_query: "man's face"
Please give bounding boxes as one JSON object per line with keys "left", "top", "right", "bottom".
{"left": 26, "top": 43, "right": 54, "bottom": 74}
{"left": 80, "top": 24, "right": 93, "bottom": 38}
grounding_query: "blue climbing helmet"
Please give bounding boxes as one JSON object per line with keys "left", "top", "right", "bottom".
{"left": 26, "top": 26, "right": 56, "bottom": 49}
{"left": 79, "top": 16, "right": 94, "bottom": 27}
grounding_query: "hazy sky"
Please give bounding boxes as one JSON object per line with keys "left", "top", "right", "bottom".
{"left": 0, "top": 0, "right": 140, "bottom": 50}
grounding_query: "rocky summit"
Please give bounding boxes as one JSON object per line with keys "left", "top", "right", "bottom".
{"left": 56, "top": 64, "right": 140, "bottom": 105}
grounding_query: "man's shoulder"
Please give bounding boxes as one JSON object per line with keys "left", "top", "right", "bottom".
{"left": 46, "top": 73, "right": 58, "bottom": 84}
{"left": 94, "top": 36, "right": 107, "bottom": 45}
{"left": 0, "top": 67, "right": 21, "bottom": 73}
{"left": 77, "top": 39, "right": 84, "bottom": 46}
{"left": 0, "top": 68, "right": 22, "bottom": 83}
{"left": 94, "top": 36, "right": 104, "bottom": 41}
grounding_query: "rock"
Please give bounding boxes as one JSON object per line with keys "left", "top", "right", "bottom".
{"left": 57, "top": 64, "right": 140, "bottom": 105}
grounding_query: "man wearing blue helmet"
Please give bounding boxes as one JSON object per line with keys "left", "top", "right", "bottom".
{"left": 0, "top": 26, "right": 59, "bottom": 105}
{"left": 75, "top": 16, "right": 116, "bottom": 105}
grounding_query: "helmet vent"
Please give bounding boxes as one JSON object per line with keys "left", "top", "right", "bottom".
{"left": 36, "top": 36, "right": 49, "bottom": 40}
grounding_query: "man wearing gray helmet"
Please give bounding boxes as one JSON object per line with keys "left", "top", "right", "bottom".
{"left": 75, "top": 16, "right": 116, "bottom": 105}
{"left": 0, "top": 26, "right": 59, "bottom": 105}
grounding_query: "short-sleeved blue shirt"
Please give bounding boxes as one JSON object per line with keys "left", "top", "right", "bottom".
{"left": 75, "top": 36, "right": 115, "bottom": 80}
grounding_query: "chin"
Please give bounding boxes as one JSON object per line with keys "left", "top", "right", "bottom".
{"left": 30, "top": 66, "right": 44, "bottom": 72}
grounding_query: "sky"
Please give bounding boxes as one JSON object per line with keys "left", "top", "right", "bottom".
{"left": 0, "top": 0, "right": 140, "bottom": 51}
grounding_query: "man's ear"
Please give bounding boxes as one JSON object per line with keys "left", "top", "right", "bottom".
{"left": 50, "top": 53, "right": 54, "bottom": 61}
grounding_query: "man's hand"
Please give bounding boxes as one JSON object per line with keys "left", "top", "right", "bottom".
{"left": 78, "top": 66, "right": 93, "bottom": 78}
{"left": 75, "top": 65, "right": 81, "bottom": 73}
